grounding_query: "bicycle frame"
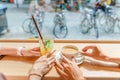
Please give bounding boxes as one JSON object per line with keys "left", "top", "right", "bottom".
{"left": 99, "top": 6, "right": 116, "bottom": 33}
{"left": 34, "top": 11, "right": 44, "bottom": 25}
{"left": 53, "top": 11, "right": 68, "bottom": 38}
{"left": 30, "top": 11, "right": 45, "bottom": 34}
{"left": 80, "top": 6, "right": 99, "bottom": 38}
{"left": 54, "top": 11, "right": 66, "bottom": 25}
{"left": 22, "top": 10, "right": 45, "bottom": 35}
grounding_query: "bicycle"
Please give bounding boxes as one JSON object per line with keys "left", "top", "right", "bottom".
{"left": 53, "top": 11, "right": 68, "bottom": 38}
{"left": 22, "top": 11, "right": 45, "bottom": 35}
{"left": 114, "top": 17, "right": 120, "bottom": 32}
{"left": 98, "top": 5, "right": 120, "bottom": 33}
{"left": 80, "top": 5, "right": 99, "bottom": 38}
{"left": 98, "top": 5, "right": 115, "bottom": 33}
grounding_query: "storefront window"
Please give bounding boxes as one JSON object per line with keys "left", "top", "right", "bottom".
{"left": 0, "top": 0, "right": 120, "bottom": 40}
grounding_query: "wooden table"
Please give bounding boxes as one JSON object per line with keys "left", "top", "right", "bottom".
{"left": 0, "top": 40, "right": 120, "bottom": 80}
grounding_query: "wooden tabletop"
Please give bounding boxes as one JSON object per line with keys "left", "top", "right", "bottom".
{"left": 0, "top": 40, "right": 120, "bottom": 80}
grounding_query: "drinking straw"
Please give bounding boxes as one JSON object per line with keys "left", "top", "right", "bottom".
{"left": 31, "top": 15, "right": 45, "bottom": 47}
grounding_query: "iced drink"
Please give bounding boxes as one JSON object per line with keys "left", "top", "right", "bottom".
{"left": 39, "top": 37, "right": 54, "bottom": 56}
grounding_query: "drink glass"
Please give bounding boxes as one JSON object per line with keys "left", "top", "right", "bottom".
{"left": 39, "top": 36, "right": 54, "bottom": 56}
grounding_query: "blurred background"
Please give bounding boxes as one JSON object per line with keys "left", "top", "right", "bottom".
{"left": 0, "top": 0, "right": 120, "bottom": 40}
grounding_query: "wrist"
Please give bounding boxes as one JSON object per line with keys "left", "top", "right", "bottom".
{"left": 16, "top": 46, "right": 25, "bottom": 56}
{"left": 29, "top": 67, "right": 43, "bottom": 79}
{"left": 29, "top": 74, "right": 42, "bottom": 80}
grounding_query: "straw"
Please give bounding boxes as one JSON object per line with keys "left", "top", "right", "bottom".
{"left": 31, "top": 15, "right": 45, "bottom": 47}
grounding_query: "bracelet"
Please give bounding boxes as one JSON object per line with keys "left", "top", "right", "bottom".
{"left": 28, "top": 73, "right": 42, "bottom": 80}
{"left": 29, "top": 73, "right": 42, "bottom": 78}
{"left": 29, "top": 66, "right": 43, "bottom": 79}
{"left": 17, "top": 46, "right": 25, "bottom": 56}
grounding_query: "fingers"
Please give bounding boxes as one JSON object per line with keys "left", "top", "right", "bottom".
{"left": 36, "top": 50, "right": 56, "bottom": 62}
{"left": 31, "top": 47, "right": 40, "bottom": 51}
{"left": 81, "top": 45, "right": 97, "bottom": 56}
{"left": 31, "top": 51, "right": 41, "bottom": 56}
{"left": 46, "top": 50, "right": 56, "bottom": 58}
{"left": 60, "top": 56, "right": 71, "bottom": 70}
{"left": 80, "top": 51, "right": 92, "bottom": 57}
{"left": 55, "top": 65, "right": 68, "bottom": 79}
{"left": 61, "top": 55, "right": 70, "bottom": 63}
{"left": 82, "top": 45, "right": 96, "bottom": 52}
{"left": 71, "top": 57, "right": 75, "bottom": 63}
{"left": 82, "top": 46, "right": 89, "bottom": 52}
{"left": 48, "top": 56, "right": 55, "bottom": 65}
{"left": 35, "top": 56, "right": 45, "bottom": 63}
{"left": 55, "top": 61, "right": 64, "bottom": 70}
{"left": 55, "top": 56, "right": 70, "bottom": 73}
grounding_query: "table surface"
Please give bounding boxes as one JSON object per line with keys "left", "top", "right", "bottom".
{"left": 0, "top": 40, "right": 120, "bottom": 80}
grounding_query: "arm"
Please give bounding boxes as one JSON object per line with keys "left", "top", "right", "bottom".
{"left": 81, "top": 45, "right": 120, "bottom": 64}
{"left": 106, "top": 57, "right": 120, "bottom": 64}
{"left": 0, "top": 47, "right": 18, "bottom": 56}
{"left": 0, "top": 47, "right": 40, "bottom": 56}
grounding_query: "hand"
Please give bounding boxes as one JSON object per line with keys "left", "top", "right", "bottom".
{"left": 29, "top": 51, "right": 55, "bottom": 78}
{"left": 55, "top": 55, "right": 85, "bottom": 80}
{"left": 81, "top": 45, "right": 106, "bottom": 61}
{"left": 21, "top": 47, "right": 40, "bottom": 56}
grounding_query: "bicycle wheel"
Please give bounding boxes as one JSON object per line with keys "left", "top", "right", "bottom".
{"left": 99, "top": 13, "right": 106, "bottom": 27}
{"left": 99, "top": 14, "right": 114, "bottom": 33}
{"left": 117, "top": 19, "right": 120, "bottom": 32}
{"left": 22, "top": 18, "right": 31, "bottom": 33}
{"left": 29, "top": 21, "right": 42, "bottom": 35}
{"left": 53, "top": 24, "right": 68, "bottom": 38}
{"left": 104, "top": 16, "right": 115, "bottom": 33}
{"left": 80, "top": 17, "right": 91, "bottom": 34}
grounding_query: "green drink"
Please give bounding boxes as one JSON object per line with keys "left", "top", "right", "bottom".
{"left": 39, "top": 36, "right": 54, "bottom": 56}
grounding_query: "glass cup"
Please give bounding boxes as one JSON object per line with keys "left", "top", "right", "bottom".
{"left": 39, "top": 36, "right": 54, "bottom": 56}
{"left": 61, "top": 45, "right": 84, "bottom": 64}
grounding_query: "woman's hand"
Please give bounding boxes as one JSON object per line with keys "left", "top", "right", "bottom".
{"left": 29, "top": 51, "right": 55, "bottom": 80}
{"left": 55, "top": 55, "right": 85, "bottom": 80}
{"left": 81, "top": 45, "right": 120, "bottom": 64}
{"left": 21, "top": 47, "right": 40, "bottom": 56}
{"left": 81, "top": 45, "right": 107, "bottom": 61}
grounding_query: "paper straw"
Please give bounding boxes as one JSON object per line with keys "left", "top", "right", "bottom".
{"left": 31, "top": 15, "right": 45, "bottom": 47}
